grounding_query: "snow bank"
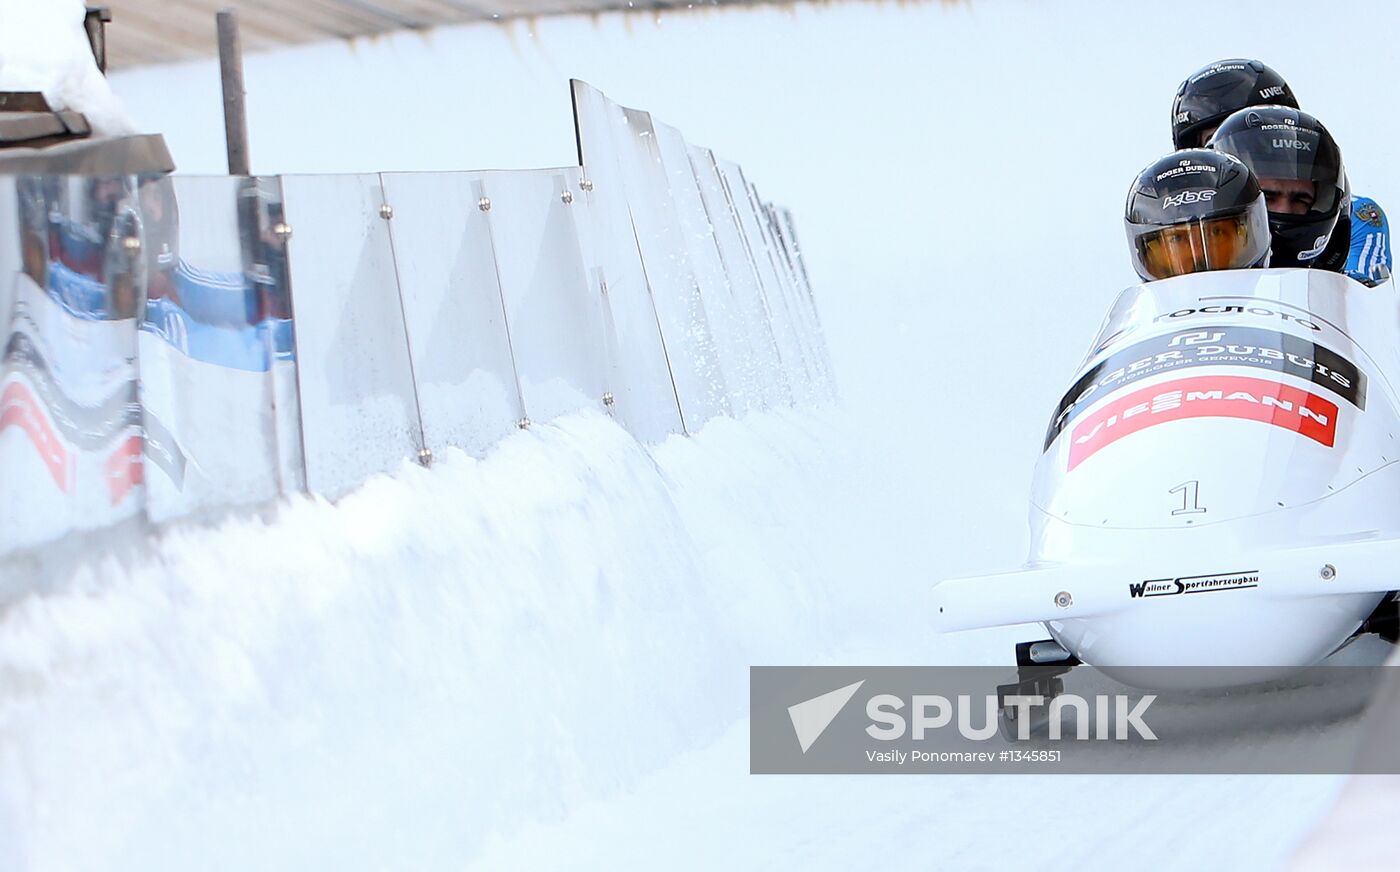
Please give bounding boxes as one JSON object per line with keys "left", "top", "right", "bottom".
{"left": 0, "top": 0, "right": 134, "bottom": 135}
{"left": 0, "top": 406, "right": 870, "bottom": 870}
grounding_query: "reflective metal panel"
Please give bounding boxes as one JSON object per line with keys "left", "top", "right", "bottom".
{"left": 140, "top": 175, "right": 282, "bottom": 523}
{"left": 379, "top": 171, "right": 524, "bottom": 458}
{"left": 717, "top": 160, "right": 815, "bottom": 403}
{"left": 745, "top": 177, "right": 822, "bottom": 404}
{"left": 615, "top": 106, "right": 730, "bottom": 430}
{"left": 779, "top": 208, "right": 816, "bottom": 304}
{"left": 243, "top": 175, "right": 307, "bottom": 496}
{"left": 757, "top": 193, "right": 832, "bottom": 400}
{"left": 687, "top": 146, "right": 788, "bottom": 409}
{"left": 571, "top": 81, "right": 684, "bottom": 441}
{"left": 0, "top": 175, "right": 145, "bottom": 554}
{"left": 0, "top": 177, "right": 16, "bottom": 329}
{"left": 280, "top": 173, "right": 425, "bottom": 499}
{"left": 651, "top": 121, "right": 759, "bottom": 415}
{"left": 478, "top": 168, "right": 610, "bottom": 425}
{"left": 775, "top": 205, "right": 837, "bottom": 400}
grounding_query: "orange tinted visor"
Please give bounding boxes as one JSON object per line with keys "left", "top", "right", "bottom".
{"left": 1137, "top": 210, "right": 1268, "bottom": 280}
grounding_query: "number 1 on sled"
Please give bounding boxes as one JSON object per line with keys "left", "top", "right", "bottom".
{"left": 1170, "top": 480, "right": 1207, "bottom": 515}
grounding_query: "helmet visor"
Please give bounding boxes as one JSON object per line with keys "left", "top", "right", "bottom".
{"left": 1133, "top": 205, "right": 1270, "bottom": 281}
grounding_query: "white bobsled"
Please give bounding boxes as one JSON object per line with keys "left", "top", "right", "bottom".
{"left": 934, "top": 267, "right": 1400, "bottom": 686}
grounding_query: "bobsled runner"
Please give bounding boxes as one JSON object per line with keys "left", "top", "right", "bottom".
{"left": 933, "top": 267, "right": 1400, "bottom": 718}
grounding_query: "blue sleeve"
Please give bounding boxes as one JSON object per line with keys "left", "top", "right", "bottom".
{"left": 1347, "top": 196, "right": 1391, "bottom": 286}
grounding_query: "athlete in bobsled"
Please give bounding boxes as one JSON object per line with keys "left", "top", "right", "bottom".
{"left": 932, "top": 138, "right": 1400, "bottom": 720}
{"left": 1124, "top": 149, "right": 1271, "bottom": 283}
{"left": 1171, "top": 58, "right": 1390, "bottom": 286}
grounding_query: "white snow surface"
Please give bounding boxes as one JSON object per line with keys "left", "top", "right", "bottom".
{"left": 1, "top": 0, "right": 1396, "bottom": 869}
{"left": 0, "top": 0, "right": 134, "bottom": 135}
{"left": 0, "top": 408, "right": 886, "bottom": 869}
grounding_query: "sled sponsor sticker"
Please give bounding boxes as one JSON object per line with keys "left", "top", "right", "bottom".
{"left": 1067, "top": 374, "right": 1338, "bottom": 471}
{"left": 1129, "top": 570, "right": 1260, "bottom": 600}
{"left": 1045, "top": 326, "right": 1364, "bottom": 451}
{"left": 1154, "top": 304, "right": 1322, "bottom": 331}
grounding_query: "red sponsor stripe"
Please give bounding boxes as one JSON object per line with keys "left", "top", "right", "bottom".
{"left": 106, "top": 435, "right": 145, "bottom": 506}
{"left": 1068, "top": 375, "right": 1339, "bottom": 471}
{"left": 0, "top": 381, "right": 73, "bottom": 491}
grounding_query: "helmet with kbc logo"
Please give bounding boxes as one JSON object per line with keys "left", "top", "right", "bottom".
{"left": 1125, "top": 149, "right": 1271, "bottom": 282}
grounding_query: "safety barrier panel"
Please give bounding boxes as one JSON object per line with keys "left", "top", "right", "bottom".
{"left": 280, "top": 173, "right": 425, "bottom": 499}
{"left": 687, "top": 146, "right": 791, "bottom": 410}
{"left": 571, "top": 83, "right": 687, "bottom": 442}
{"left": 141, "top": 175, "right": 298, "bottom": 522}
{"left": 375, "top": 171, "right": 525, "bottom": 461}
{"left": 465, "top": 169, "right": 610, "bottom": 427}
{"left": 3, "top": 175, "right": 145, "bottom": 554}
{"left": 0, "top": 82, "right": 833, "bottom": 563}
{"left": 610, "top": 104, "right": 731, "bottom": 431}
{"left": 652, "top": 120, "right": 761, "bottom": 415}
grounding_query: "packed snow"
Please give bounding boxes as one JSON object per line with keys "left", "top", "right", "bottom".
{"left": 0, "top": 0, "right": 133, "bottom": 135}
{"left": 0, "top": 409, "right": 896, "bottom": 869}
{"left": 1, "top": 0, "right": 1398, "bottom": 869}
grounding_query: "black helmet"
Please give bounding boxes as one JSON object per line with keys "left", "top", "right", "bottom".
{"left": 1206, "top": 106, "right": 1346, "bottom": 268}
{"left": 1125, "top": 149, "right": 1271, "bottom": 282}
{"left": 1171, "top": 59, "right": 1298, "bottom": 149}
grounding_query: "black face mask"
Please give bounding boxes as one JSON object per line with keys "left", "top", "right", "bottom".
{"left": 1268, "top": 211, "right": 1340, "bottom": 268}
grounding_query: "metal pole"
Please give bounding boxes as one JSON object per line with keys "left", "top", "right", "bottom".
{"left": 217, "top": 8, "right": 250, "bottom": 175}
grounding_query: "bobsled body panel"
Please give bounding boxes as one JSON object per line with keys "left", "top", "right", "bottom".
{"left": 935, "top": 269, "right": 1400, "bottom": 678}
{"left": 1034, "top": 460, "right": 1400, "bottom": 676}
{"left": 1036, "top": 269, "right": 1400, "bottom": 532}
